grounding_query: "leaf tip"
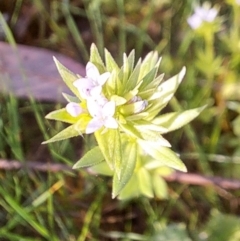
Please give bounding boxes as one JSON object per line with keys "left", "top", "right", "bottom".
{"left": 180, "top": 66, "right": 186, "bottom": 79}
{"left": 179, "top": 163, "right": 187, "bottom": 172}
{"left": 72, "top": 163, "right": 79, "bottom": 169}
{"left": 111, "top": 191, "right": 117, "bottom": 199}
{"left": 41, "top": 140, "right": 48, "bottom": 145}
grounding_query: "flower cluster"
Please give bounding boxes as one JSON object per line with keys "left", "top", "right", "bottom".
{"left": 66, "top": 62, "right": 118, "bottom": 134}
{"left": 44, "top": 44, "right": 205, "bottom": 199}
{"left": 187, "top": 2, "right": 218, "bottom": 30}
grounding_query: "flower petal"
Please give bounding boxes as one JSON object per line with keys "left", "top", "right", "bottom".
{"left": 73, "top": 79, "right": 94, "bottom": 99}
{"left": 90, "top": 85, "right": 102, "bottom": 97}
{"left": 102, "top": 101, "right": 116, "bottom": 117}
{"left": 104, "top": 117, "right": 118, "bottom": 129}
{"left": 66, "top": 102, "right": 83, "bottom": 117}
{"left": 87, "top": 98, "right": 102, "bottom": 117}
{"left": 187, "top": 14, "right": 202, "bottom": 29}
{"left": 86, "top": 62, "right": 100, "bottom": 81}
{"left": 86, "top": 118, "right": 103, "bottom": 134}
{"left": 98, "top": 72, "right": 110, "bottom": 85}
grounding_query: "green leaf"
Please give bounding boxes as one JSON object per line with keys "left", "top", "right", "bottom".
{"left": 53, "top": 57, "right": 81, "bottom": 99}
{"left": 73, "top": 146, "right": 104, "bottom": 169}
{"left": 139, "top": 130, "right": 171, "bottom": 147}
{"left": 90, "top": 43, "right": 105, "bottom": 73}
{"left": 62, "top": 92, "right": 79, "bottom": 103}
{"left": 121, "top": 53, "right": 131, "bottom": 85}
{"left": 152, "top": 105, "right": 207, "bottom": 133}
{"left": 149, "top": 66, "right": 186, "bottom": 101}
{"left": 126, "top": 50, "right": 135, "bottom": 75}
{"left": 104, "top": 69, "right": 123, "bottom": 97}
{"left": 110, "top": 95, "right": 127, "bottom": 106}
{"left": 145, "top": 67, "right": 186, "bottom": 120}
{"left": 152, "top": 175, "right": 168, "bottom": 199}
{"left": 119, "top": 122, "right": 142, "bottom": 139}
{"left": 45, "top": 108, "right": 79, "bottom": 124}
{"left": 138, "top": 140, "right": 187, "bottom": 172}
{"left": 139, "top": 51, "right": 159, "bottom": 80}
{"left": 117, "top": 173, "right": 140, "bottom": 200}
{"left": 89, "top": 161, "right": 113, "bottom": 176}
{"left": 124, "top": 59, "right": 141, "bottom": 93}
{"left": 94, "top": 129, "right": 122, "bottom": 172}
{"left": 112, "top": 138, "right": 138, "bottom": 198}
{"left": 138, "top": 74, "right": 164, "bottom": 99}
{"left": 126, "top": 112, "right": 149, "bottom": 121}
{"left": 134, "top": 120, "right": 168, "bottom": 132}
{"left": 104, "top": 48, "right": 120, "bottom": 72}
{"left": 43, "top": 116, "right": 90, "bottom": 144}
{"left": 137, "top": 167, "right": 154, "bottom": 198}
{"left": 139, "top": 67, "right": 159, "bottom": 91}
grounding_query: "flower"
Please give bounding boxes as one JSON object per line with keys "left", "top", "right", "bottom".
{"left": 86, "top": 97, "right": 118, "bottom": 134}
{"left": 73, "top": 62, "right": 110, "bottom": 99}
{"left": 66, "top": 102, "right": 83, "bottom": 117}
{"left": 46, "top": 44, "right": 206, "bottom": 199}
{"left": 187, "top": 3, "right": 218, "bottom": 29}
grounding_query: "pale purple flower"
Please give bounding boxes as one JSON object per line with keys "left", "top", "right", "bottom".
{"left": 187, "top": 3, "right": 218, "bottom": 29}
{"left": 86, "top": 98, "right": 118, "bottom": 134}
{"left": 73, "top": 62, "right": 110, "bottom": 99}
{"left": 66, "top": 102, "right": 83, "bottom": 117}
{"left": 128, "top": 96, "right": 148, "bottom": 114}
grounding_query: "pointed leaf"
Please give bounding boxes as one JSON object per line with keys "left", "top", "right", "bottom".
{"left": 43, "top": 115, "right": 90, "bottom": 144}
{"left": 89, "top": 161, "right": 113, "bottom": 176}
{"left": 104, "top": 69, "right": 123, "bottom": 96}
{"left": 43, "top": 122, "right": 82, "bottom": 144}
{"left": 139, "top": 67, "right": 159, "bottom": 91}
{"left": 94, "top": 129, "right": 122, "bottom": 171}
{"left": 62, "top": 93, "right": 79, "bottom": 103}
{"left": 138, "top": 130, "right": 171, "bottom": 147}
{"left": 104, "top": 48, "right": 120, "bottom": 72}
{"left": 110, "top": 95, "right": 127, "bottom": 106}
{"left": 137, "top": 167, "right": 154, "bottom": 198}
{"left": 127, "top": 50, "right": 135, "bottom": 74}
{"left": 152, "top": 175, "right": 168, "bottom": 199}
{"left": 149, "top": 67, "right": 186, "bottom": 101}
{"left": 138, "top": 140, "right": 187, "bottom": 172}
{"left": 119, "top": 122, "right": 142, "bottom": 139}
{"left": 139, "top": 51, "right": 159, "bottom": 80}
{"left": 134, "top": 120, "right": 167, "bottom": 132}
{"left": 45, "top": 108, "right": 79, "bottom": 124}
{"left": 117, "top": 173, "right": 140, "bottom": 200}
{"left": 124, "top": 59, "right": 141, "bottom": 93}
{"left": 90, "top": 43, "right": 105, "bottom": 73}
{"left": 126, "top": 112, "right": 149, "bottom": 121}
{"left": 112, "top": 138, "right": 138, "bottom": 198}
{"left": 145, "top": 67, "right": 186, "bottom": 120}
{"left": 73, "top": 146, "right": 104, "bottom": 169}
{"left": 53, "top": 57, "right": 81, "bottom": 99}
{"left": 121, "top": 53, "right": 130, "bottom": 84}
{"left": 152, "top": 105, "right": 207, "bottom": 133}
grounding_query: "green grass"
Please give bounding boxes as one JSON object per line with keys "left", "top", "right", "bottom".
{"left": 1, "top": 0, "right": 240, "bottom": 240}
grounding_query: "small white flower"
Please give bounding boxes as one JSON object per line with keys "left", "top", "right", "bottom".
{"left": 187, "top": 3, "right": 218, "bottom": 29}
{"left": 73, "top": 62, "right": 110, "bottom": 99}
{"left": 86, "top": 98, "right": 118, "bottom": 134}
{"left": 66, "top": 102, "right": 83, "bottom": 117}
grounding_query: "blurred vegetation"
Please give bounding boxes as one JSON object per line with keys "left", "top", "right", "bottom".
{"left": 0, "top": 0, "right": 240, "bottom": 240}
